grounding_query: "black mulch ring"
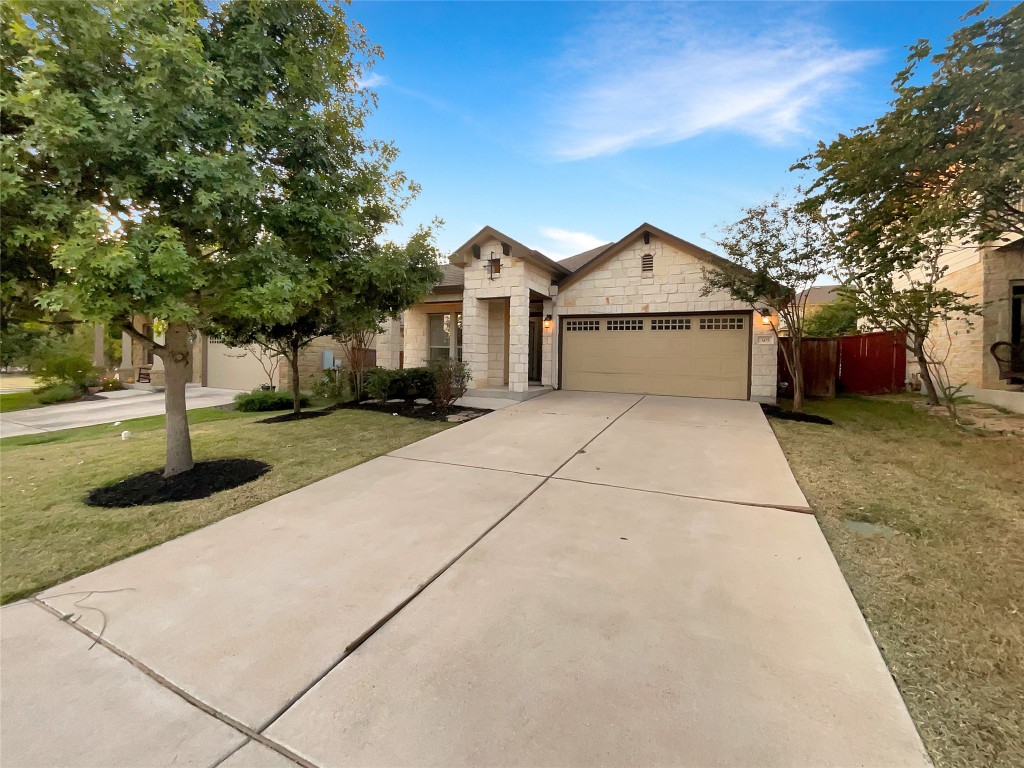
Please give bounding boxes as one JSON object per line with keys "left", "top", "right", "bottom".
{"left": 86, "top": 458, "right": 271, "bottom": 508}
{"left": 257, "top": 410, "right": 332, "bottom": 424}
{"left": 760, "top": 403, "right": 834, "bottom": 425}
{"left": 330, "top": 400, "right": 491, "bottom": 423}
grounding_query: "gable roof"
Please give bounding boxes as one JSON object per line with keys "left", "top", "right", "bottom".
{"left": 558, "top": 243, "right": 614, "bottom": 273}
{"left": 435, "top": 263, "right": 464, "bottom": 290}
{"left": 798, "top": 285, "right": 840, "bottom": 305}
{"left": 451, "top": 226, "right": 571, "bottom": 277}
{"left": 557, "top": 222, "right": 741, "bottom": 289}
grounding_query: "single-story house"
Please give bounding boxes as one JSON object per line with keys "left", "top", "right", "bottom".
{"left": 907, "top": 236, "right": 1024, "bottom": 412}
{"left": 374, "top": 223, "right": 779, "bottom": 403}
{"left": 116, "top": 223, "right": 780, "bottom": 403}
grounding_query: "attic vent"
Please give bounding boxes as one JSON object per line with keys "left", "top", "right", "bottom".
{"left": 641, "top": 253, "right": 654, "bottom": 273}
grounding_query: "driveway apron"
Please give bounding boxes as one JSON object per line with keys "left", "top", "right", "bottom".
{"left": 1, "top": 391, "right": 930, "bottom": 768}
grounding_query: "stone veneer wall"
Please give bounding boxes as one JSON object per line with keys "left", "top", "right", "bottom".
{"left": 278, "top": 336, "right": 354, "bottom": 392}
{"left": 554, "top": 235, "right": 778, "bottom": 402}
{"left": 923, "top": 254, "right": 985, "bottom": 390}
{"left": 982, "top": 245, "right": 1024, "bottom": 389}
{"left": 460, "top": 239, "right": 554, "bottom": 392}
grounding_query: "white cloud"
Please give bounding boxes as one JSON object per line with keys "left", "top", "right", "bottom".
{"left": 537, "top": 226, "right": 607, "bottom": 258}
{"left": 356, "top": 72, "right": 389, "bottom": 90}
{"left": 547, "top": 4, "right": 878, "bottom": 160}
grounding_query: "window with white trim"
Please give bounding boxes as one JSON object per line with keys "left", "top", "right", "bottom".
{"left": 699, "top": 316, "right": 744, "bottom": 330}
{"left": 607, "top": 318, "right": 644, "bottom": 331}
{"left": 565, "top": 319, "right": 600, "bottom": 331}
{"left": 651, "top": 318, "right": 691, "bottom": 331}
{"left": 428, "top": 312, "right": 462, "bottom": 360}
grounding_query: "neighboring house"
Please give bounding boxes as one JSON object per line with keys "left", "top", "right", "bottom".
{"left": 375, "top": 223, "right": 779, "bottom": 403}
{"left": 800, "top": 285, "right": 841, "bottom": 316}
{"left": 907, "top": 237, "right": 1024, "bottom": 411}
{"left": 117, "top": 321, "right": 357, "bottom": 393}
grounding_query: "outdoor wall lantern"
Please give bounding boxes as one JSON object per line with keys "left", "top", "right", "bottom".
{"left": 543, "top": 314, "right": 552, "bottom": 330}
{"left": 758, "top": 307, "right": 773, "bottom": 325}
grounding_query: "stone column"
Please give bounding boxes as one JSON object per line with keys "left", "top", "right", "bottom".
{"left": 508, "top": 291, "right": 530, "bottom": 393}
{"left": 541, "top": 298, "right": 554, "bottom": 387}
{"left": 462, "top": 297, "right": 489, "bottom": 388}
{"left": 403, "top": 307, "right": 428, "bottom": 369}
{"left": 375, "top": 317, "right": 403, "bottom": 370}
{"left": 92, "top": 324, "right": 106, "bottom": 369}
{"left": 119, "top": 330, "right": 133, "bottom": 382}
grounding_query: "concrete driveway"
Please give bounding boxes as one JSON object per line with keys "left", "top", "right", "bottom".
{"left": 1, "top": 391, "right": 930, "bottom": 767}
{"left": 0, "top": 385, "right": 241, "bottom": 438}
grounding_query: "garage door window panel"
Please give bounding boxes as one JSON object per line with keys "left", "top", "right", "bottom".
{"left": 607, "top": 319, "right": 644, "bottom": 331}
{"left": 651, "top": 318, "right": 691, "bottom": 331}
{"left": 699, "top": 317, "right": 744, "bottom": 330}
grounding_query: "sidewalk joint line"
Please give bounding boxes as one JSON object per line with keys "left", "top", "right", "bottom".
{"left": 28, "top": 598, "right": 315, "bottom": 768}
{"left": 381, "top": 454, "right": 546, "bottom": 479}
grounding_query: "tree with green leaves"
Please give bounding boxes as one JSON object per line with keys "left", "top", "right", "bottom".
{"left": 702, "top": 196, "right": 840, "bottom": 412}
{"left": 802, "top": 294, "right": 861, "bottom": 337}
{"left": 4, "top": 0, "right": 429, "bottom": 476}
{"left": 799, "top": 2, "right": 1023, "bottom": 255}
{"left": 796, "top": 2, "right": 1013, "bottom": 405}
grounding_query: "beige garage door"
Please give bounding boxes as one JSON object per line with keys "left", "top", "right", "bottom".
{"left": 560, "top": 314, "right": 750, "bottom": 399}
{"left": 205, "top": 341, "right": 274, "bottom": 391}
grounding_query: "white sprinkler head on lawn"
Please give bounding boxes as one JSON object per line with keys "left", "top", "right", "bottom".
{"left": 121, "top": 430, "right": 132, "bottom": 440}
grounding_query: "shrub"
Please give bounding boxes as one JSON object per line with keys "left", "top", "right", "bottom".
{"left": 430, "top": 358, "right": 472, "bottom": 412}
{"left": 33, "top": 352, "right": 99, "bottom": 389}
{"left": 99, "top": 377, "right": 125, "bottom": 392}
{"left": 364, "top": 367, "right": 435, "bottom": 403}
{"left": 309, "top": 370, "right": 351, "bottom": 403}
{"left": 37, "top": 382, "right": 80, "bottom": 405}
{"left": 234, "top": 389, "right": 309, "bottom": 412}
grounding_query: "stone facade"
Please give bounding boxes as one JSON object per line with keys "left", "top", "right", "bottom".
{"left": 555, "top": 235, "right": 777, "bottom": 401}
{"left": 391, "top": 228, "right": 778, "bottom": 402}
{"left": 903, "top": 242, "right": 1024, "bottom": 393}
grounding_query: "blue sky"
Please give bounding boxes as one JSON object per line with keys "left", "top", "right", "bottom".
{"left": 349, "top": 1, "right": 1010, "bottom": 259}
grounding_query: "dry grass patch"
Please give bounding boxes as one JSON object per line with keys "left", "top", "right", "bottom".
{"left": 0, "top": 408, "right": 449, "bottom": 603}
{"left": 769, "top": 396, "right": 1024, "bottom": 768}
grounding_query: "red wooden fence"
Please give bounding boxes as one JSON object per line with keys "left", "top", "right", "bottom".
{"left": 777, "top": 331, "right": 907, "bottom": 398}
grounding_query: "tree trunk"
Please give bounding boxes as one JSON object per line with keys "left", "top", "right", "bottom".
{"left": 161, "top": 321, "right": 194, "bottom": 477}
{"left": 913, "top": 340, "right": 940, "bottom": 406}
{"left": 790, "top": 338, "right": 805, "bottom": 413}
{"left": 290, "top": 337, "right": 302, "bottom": 414}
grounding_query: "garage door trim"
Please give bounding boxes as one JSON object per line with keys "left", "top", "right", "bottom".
{"left": 557, "top": 310, "right": 754, "bottom": 399}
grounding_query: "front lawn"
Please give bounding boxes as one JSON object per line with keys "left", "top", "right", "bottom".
{"left": 769, "top": 396, "right": 1024, "bottom": 768}
{"left": 0, "top": 391, "right": 44, "bottom": 412}
{"left": 0, "top": 408, "right": 449, "bottom": 603}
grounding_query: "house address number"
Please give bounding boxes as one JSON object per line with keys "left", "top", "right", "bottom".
{"left": 755, "top": 335, "right": 774, "bottom": 345}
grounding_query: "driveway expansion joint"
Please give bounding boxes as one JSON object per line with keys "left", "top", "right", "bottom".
{"left": 253, "top": 396, "right": 647, "bottom": 738}
{"left": 28, "top": 597, "right": 313, "bottom": 768}
{"left": 554, "top": 476, "right": 814, "bottom": 514}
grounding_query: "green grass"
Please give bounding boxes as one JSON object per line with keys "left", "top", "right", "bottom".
{"left": 0, "top": 407, "right": 450, "bottom": 603}
{"left": 0, "top": 391, "right": 44, "bottom": 412}
{"left": 768, "top": 395, "right": 1024, "bottom": 768}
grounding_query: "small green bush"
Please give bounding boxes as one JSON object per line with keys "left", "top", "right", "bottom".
{"left": 34, "top": 353, "right": 100, "bottom": 389}
{"left": 99, "top": 376, "right": 125, "bottom": 392}
{"left": 234, "top": 389, "right": 309, "bottom": 412}
{"left": 309, "top": 370, "right": 351, "bottom": 403}
{"left": 364, "top": 367, "right": 434, "bottom": 403}
{"left": 37, "top": 382, "right": 80, "bottom": 405}
{"left": 430, "top": 358, "right": 472, "bottom": 412}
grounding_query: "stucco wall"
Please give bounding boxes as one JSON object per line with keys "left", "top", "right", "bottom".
{"left": 555, "top": 235, "right": 778, "bottom": 402}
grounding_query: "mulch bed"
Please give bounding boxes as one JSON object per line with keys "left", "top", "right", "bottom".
{"left": 257, "top": 410, "right": 332, "bottom": 424}
{"left": 330, "top": 400, "right": 491, "bottom": 423}
{"left": 86, "top": 458, "right": 271, "bottom": 507}
{"left": 760, "top": 403, "right": 834, "bottom": 425}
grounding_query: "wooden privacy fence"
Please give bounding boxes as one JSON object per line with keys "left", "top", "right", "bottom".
{"left": 778, "top": 331, "right": 907, "bottom": 398}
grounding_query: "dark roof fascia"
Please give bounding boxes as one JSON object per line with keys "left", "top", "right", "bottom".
{"left": 452, "top": 226, "right": 571, "bottom": 278}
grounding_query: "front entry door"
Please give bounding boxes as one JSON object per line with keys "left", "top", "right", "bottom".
{"left": 528, "top": 318, "right": 543, "bottom": 382}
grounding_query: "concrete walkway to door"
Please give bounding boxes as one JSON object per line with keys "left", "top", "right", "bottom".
{"left": 1, "top": 392, "right": 930, "bottom": 767}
